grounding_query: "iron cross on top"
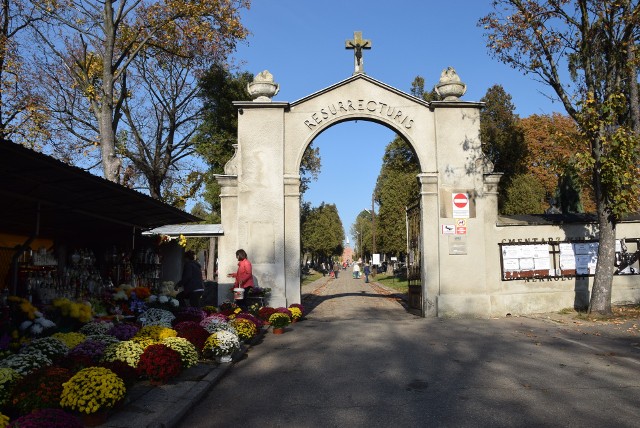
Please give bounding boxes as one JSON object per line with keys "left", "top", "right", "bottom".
{"left": 345, "top": 31, "right": 371, "bottom": 75}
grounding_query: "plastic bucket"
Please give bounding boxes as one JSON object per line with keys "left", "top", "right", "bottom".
{"left": 233, "top": 287, "right": 245, "bottom": 300}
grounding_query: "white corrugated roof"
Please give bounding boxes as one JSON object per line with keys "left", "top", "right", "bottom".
{"left": 142, "top": 224, "right": 223, "bottom": 237}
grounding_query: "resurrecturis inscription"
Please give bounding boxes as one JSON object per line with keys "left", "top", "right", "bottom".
{"left": 303, "top": 99, "right": 414, "bottom": 130}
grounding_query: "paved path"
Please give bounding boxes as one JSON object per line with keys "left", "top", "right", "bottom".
{"left": 175, "top": 272, "right": 640, "bottom": 428}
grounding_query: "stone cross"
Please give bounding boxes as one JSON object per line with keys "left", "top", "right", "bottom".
{"left": 345, "top": 31, "right": 371, "bottom": 75}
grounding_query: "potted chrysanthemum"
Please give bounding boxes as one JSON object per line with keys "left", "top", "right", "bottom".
{"left": 136, "top": 344, "right": 182, "bottom": 385}
{"left": 202, "top": 330, "right": 240, "bottom": 363}
{"left": 60, "top": 367, "right": 126, "bottom": 425}
{"left": 230, "top": 318, "right": 258, "bottom": 342}
{"left": 268, "top": 312, "right": 291, "bottom": 334}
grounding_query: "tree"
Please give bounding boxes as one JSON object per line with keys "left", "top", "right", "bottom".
{"left": 502, "top": 173, "right": 547, "bottom": 214}
{"left": 118, "top": 49, "right": 205, "bottom": 203}
{"left": 0, "top": 1, "right": 49, "bottom": 145}
{"left": 520, "top": 113, "right": 595, "bottom": 212}
{"left": 374, "top": 137, "right": 421, "bottom": 257}
{"left": 481, "top": 0, "right": 640, "bottom": 314}
{"left": 350, "top": 210, "right": 373, "bottom": 260}
{"left": 410, "top": 76, "right": 440, "bottom": 102}
{"left": 480, "top": 84, "right": 527, "bottom": 211}
{"left": 301, "top": 203, "right": 344, "bottom": 263}
{"left": 195, "top": 64, "right": 321, "bottom": 218}
{"left": 32, "top": 0, "right": 250, "bottom": 183}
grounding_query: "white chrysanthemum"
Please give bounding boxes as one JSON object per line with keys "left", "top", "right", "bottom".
{"left": 148, "top": 295, "right": 158, "bottom": 303}
{"left": 19, "top": 320, "right": 33, "bottom": 331}
{"left": 138, "top": 308, "right": 175, "bottom": 327}
{"left": 159, "top": 295, "right": 168, "bottom": 303}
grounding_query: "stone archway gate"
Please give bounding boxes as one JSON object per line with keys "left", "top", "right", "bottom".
{"left": 215, "top": 70, "right": 503, "bottom": 318}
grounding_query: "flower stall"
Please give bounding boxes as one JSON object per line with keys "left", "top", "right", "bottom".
{"left": 0, "top": 141, "right": 310, "bottom": 426}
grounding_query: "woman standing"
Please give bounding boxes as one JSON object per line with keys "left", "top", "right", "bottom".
{"left": 228, "top": 249, "right": 254, "bottom": 298}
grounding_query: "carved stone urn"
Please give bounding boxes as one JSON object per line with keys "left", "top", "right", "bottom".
{"left": 434, "top": 67, "right": 467, "bottom": 101}
{"left": 247, "top": 70, "right": 280, "bottom": 102}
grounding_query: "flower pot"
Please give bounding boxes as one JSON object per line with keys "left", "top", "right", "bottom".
{"left": 216, "top": 354, "right": 233, "bottom": 363}
{"left": 272, "top": 327, "right": 285, "bottom": 334}
{"left": 80, "top": 410, "right": 111, "bottom": 427}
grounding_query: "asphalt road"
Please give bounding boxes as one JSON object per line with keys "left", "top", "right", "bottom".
{"left": 177, "top": 273, "right": 640, "bottom": 428}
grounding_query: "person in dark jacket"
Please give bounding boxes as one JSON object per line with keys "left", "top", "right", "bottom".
{"left": 175, "top": 250, "right": 204, "bottom": 307}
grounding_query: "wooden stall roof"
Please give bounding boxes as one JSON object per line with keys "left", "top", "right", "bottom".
{"left": 0, "top": 139, "right": 200, "bottom": 239}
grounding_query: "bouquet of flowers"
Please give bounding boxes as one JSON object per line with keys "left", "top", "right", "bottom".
{"left": 202, "top": 330, "right": 240, "bottom": 358}
{"left": 18, "top": 314, "right": 56, "bottom": 337}
{"left": 173, "top": 321, "right": 210, "bottom": 353}
{"left": 160, "top": 337, "right": 199, "bottom": 368}
{"left": 235, "top": 312, "right": 264, "bottom": 328}
{"left": 6, "top": 408, "right": 83, "bottom": 428}
{"left": 258, "top": 306, "right": 277, "bottom": 323}
{"left": 79, "top": 321, "right": 114, "bottom": 336}
{"left": 218, "top": 301, "right": 240, "bottom": 316}
{"left": 84, "top": 334, "right": 120, "bottom": 347}
{"left": 19, "top": 337, "right": 69, "bottom": 360}
{"left": 268, "top": 313, "right": 291, "bottom": 329}
{"left": 288, "top": 306, "right": 303, "bottom": 321}
{"left": 201, "top": 305, "right": 218, "bottom": 315}
{"left": 134, "top": 325, "right": 177, "bottom": 342}
{"left": 200, "top": 316, "right": 235, "bottom": 335}
{"left": 173, "top": 307, "right": 206, "bottom": 324}
{"left": 288, "top": 303, "right": 306, "bottom": 317}
{"left": 0, "top": 351, "right": 52, "bottom": 376}
{"left": 10, "top": 366, "right": 73, "bottom": 415}
{"left": 146, "top": 294, "right": 179, "bottom": 312}
{"left": 230, "top": 318, "right": 258, "bottom": 342}
{"left": 51, "top": 298, "right": 93, "bottom": 323}
{"left": 107, "top": 323, "right": 140, "bottom": 341}
{"left": 138, "top": 308, "right": 175, "bottom": 327}
{"left": 60, "top": 367, "right": 126, "bottom": 414}
{"left": 101, "top": 340, "right": 145, "bottom": 368}
{"left": 68, "top": 340, "right": 108, "bottom": 363}
{"left": 0, "top": 367, "right": 21, "bottom": 407}
{"left": 136, "top": 344, "right": 182, "bottom": 383}
{"left": 51, "top": 332, "right": 86, "bottom": 349}
{"left": 130, "top": 287, "right": 152, "bottom": 300}
{"left": 246, "top": 286, "right": 271, "bottom": 298}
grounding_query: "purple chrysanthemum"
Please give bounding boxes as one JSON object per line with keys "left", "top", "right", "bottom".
{"left": 108, "top": 323, "right": 140, "bottom": 341}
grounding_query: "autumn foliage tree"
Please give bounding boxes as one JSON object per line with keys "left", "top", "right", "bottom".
{"left": 481, "top": 0, "right": 640, "bottom": 314}
{"left": 31, "top": 0, "right": 251, "bottom": 183}
{"left": 520, "top": 113, "right": 595, "bottom": 212}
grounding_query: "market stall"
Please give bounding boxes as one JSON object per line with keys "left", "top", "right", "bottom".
{"left": 0, "top": 139, "right": 200, "bottom": 302}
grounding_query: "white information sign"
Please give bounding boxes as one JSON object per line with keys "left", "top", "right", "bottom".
{"left": 503, "top": 258, "right": 520, "bottom": 270}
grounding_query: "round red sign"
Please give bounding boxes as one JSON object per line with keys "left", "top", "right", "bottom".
{"left": 453, "top": 193, "right": 468, "bottom": 208}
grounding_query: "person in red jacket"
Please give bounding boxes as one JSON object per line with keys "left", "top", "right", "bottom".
{"left": 228, "top": 249, "right": 254, "bottom": 304}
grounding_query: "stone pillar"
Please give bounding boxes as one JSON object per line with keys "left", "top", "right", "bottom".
{"left": 418, "top": 172, "right": 440, "bottom": 317}
{"left": 215, "top": 175, "right": 238, "bottom": 303}
{"left": 230, "top": 101, "right": 288, "bottom": 308}
{"left": 284, "top": 174, "right": 302, "bottom": 305}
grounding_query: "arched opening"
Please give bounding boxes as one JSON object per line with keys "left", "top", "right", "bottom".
{"left": 296, "top": 117, "right": 423, "bottom": 313}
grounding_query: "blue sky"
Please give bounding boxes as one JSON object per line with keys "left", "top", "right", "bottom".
{"left": 232, "top": 0, "right": 565, "bottom": 247}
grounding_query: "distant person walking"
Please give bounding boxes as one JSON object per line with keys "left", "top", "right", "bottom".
{"left": 352, "top": 262, "right": 360, "bottom": 279}
{"left": 333, "top": 261, "right": 340, "bottom": 279}
{"left": 363, "top": 264, "right": 371, "bottom": 283}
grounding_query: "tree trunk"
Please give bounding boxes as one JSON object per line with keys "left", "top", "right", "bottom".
{"left": 589, "top": 209, "right": 616, "bottom": 314}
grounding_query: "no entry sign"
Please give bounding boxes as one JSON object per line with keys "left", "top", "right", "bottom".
{"left": 452, "top": 192, "right": 469, "bottom": 218}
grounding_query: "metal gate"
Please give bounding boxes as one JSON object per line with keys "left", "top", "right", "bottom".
{"left": 406, "top": 199, "right": 422, "bottom": 316}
